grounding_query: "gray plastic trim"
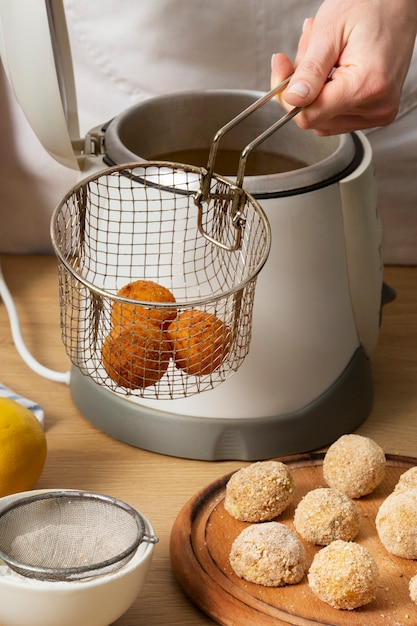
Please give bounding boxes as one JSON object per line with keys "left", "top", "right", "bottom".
{"left": 69, "top": 348, "right": 373, "bottom": 461}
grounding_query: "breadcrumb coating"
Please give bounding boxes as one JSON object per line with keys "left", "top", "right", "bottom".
{"left": 394, "top": 466, "right": 417, "bottom": 493}
{"left": 376, "top": 487, "right": 417, "bottom": 559}
{"left": 294, "top": 487, "right": 360, "bottom": 545}
{"left": 323, "top": 434, "right": 386, "bottom": 498}
{"left": 409, "top": 573, "right": 417, "bottom": 604}
{"left": 101, "top": 323, "right": 172, "bottom": 389}
{"left": 111, "top": 279, "right": 177, "bottom": 330}
{"left": 224, "top": 461, "right": 294, "bottom": 522}
{"left": 308, "top": 540, "right": 379, "bottom": 610}
{"left": 167, "top": 309, "right": 230, "bottom": 376}
{"left": 229, "top": 522, "right": 307, "bottom": 587}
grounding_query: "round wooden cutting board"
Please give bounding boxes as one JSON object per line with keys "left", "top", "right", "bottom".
{"left": 170, "top": 453, "right": 417, "bottom": 626}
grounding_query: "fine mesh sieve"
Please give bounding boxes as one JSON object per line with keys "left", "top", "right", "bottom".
{"left": 51, "top": 82, "right": 298, "bottom": 400}
{"left": 0, "top": 491, "right": 158, "bottom": 581}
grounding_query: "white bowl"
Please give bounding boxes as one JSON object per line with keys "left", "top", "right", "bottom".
{"left": 0, "top": 490, "right": 157, "bottom": 626}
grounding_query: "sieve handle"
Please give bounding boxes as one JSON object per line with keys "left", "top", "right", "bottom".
{"left": 200, "top": 76, "right": 302, "bottom": 203}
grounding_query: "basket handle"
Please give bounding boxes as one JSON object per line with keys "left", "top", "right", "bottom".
{"left": 195, "top": 78, "right": 301, "bottom": 252}
{"left": 200, "top": 77, "right": 301, "bottom": 203}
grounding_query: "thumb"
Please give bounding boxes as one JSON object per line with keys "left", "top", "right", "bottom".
{"left": 283, "top": 20, "right": 336, "bottom": 107}
{"left": 270, "top": 53, "right": 295, "bottom": 108}
{"left": 271, "top": 53, "right": 294, "bottom": 89}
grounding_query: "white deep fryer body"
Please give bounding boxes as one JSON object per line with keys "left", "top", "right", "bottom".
{"left": 0, "top": 0, "right": 384, "bottom": 459}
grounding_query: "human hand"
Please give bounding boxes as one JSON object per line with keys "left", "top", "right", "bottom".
{"left": 271, "top": 0, "right": 417, "bottom": 135}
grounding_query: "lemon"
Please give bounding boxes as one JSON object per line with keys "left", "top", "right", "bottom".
{"left": 0, "top": 398, "right": 47, "bottom": 497}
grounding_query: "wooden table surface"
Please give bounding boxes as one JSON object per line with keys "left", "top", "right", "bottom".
{"left": 0, "top": 254, "right": 416, "bottom": 625}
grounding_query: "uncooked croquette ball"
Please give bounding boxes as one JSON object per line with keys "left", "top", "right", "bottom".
{"left": 229, "top": 522, "right": 307, "bottom": 587}
{"left": 376, "top": 488, "right": 417, "bottom": 559}
{"left": 293, "top": 487, "right": 360, "bottom": 546}
{"left": 394, "top": 466, "right": 417, "bottom": 493}
{"left": 409, "top": 574, "right": 417, "bottom": 604}
{"left": 224, "top": 460, "right": 294, "bottom": 522}
{"left": 323, "top": 434, "right": 386, "bottom": 498}
{"left": 308, "top": 540, "right": 379, "bottom": 610}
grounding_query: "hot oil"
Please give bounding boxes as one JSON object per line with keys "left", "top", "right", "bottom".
{"left": 151, "top": 148, "right": 307, "bottom": 177}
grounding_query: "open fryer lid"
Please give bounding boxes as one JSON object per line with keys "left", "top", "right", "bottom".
{"left": 0, "top": 0, "right": 80, "bottom": 170}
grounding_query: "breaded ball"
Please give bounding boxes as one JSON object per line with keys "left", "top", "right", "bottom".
{"left": 229, "top": 522, "right": 307, "bottom": 587}
{"left": 323, "top": 434, "right": 386, "bottom": 498}
{"left": 308, "top": 540, "right": 379, "bottom": 610}
{"left": 101, "top": 323, "right": 172, "bottom": 389}
{"left": 167, "top": 309, "right": 230, "bottom": 376}
{"left": 375, "top": 488, "right": 417, "bottom": 559}
{"left": 111, "top": 279, "right": 176, "bottom": 330}
{"left": 293, "top": 487, "right": 360, "bottom": 546}
{"left": 224, "top": 460, "right": 294, "bottom": 522}
{"left": 394, "top": 466, "right": 417, "bottom": 493}
{"left": 409, "top": 574, "right": 417, "bottom": 604}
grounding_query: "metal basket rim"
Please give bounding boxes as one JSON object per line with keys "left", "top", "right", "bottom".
{"left": 50, "top": 161, "right": 272, "bottom": 307}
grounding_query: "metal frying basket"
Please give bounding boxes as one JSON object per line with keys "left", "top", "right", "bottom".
{"left": 51, "top": 161, "right": 270, "bottom": 400}
{"left": 51, "top": 84, "right": 301, "bottom": 400}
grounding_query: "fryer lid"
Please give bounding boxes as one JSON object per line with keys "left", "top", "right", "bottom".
{"left": 0, "top": 0, "right": 79, "bottom": 169}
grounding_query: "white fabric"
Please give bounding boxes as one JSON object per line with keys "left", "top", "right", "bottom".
{"left": 0, "top": 382, "right": 44, "bottom": 427}
{"left": 0, "top": 0, "right": 416, "bottom": 263}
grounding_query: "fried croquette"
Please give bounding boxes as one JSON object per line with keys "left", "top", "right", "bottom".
{"left": 293, "top": 487, "right": 360, "bottom": 546}
{"left": 308, "top": 540, "right": 379, "bottom": 610}
{"left": 323, "top": 434, "right": 386, "bottom": 498}
{"left": 224, "top": 460, "right": 294, "bottom": 522}
{"left": 101, "top": 323, "right": 172, "bottom": 389}
{"left": 229, "top": 522, "right": 307, "bottom": 587}
{"left": 167, "top": 309, "right": 230, "bottom": 376}
{"left": 111, "top": 279, "right": 177, "bottom": 330}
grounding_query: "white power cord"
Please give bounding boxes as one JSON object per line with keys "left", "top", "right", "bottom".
{"left": 0, "top": 259, "right": 71, "bottom": 384}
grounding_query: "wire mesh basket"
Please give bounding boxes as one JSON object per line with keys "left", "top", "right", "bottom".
{"left": 51, "top": 161, "right": 271, "bottom": 399}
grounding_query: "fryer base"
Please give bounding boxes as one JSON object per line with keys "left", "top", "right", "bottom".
{"left": 69, "top": 347, "right": 372, "bottom": 461}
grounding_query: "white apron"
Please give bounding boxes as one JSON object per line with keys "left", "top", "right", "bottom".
{"left": 0, "top": 0, "right": 416, "bottom": 263}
